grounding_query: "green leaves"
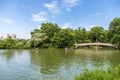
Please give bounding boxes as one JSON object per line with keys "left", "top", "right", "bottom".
{"left": 109, "top": 17, "right": 120, "bottom": 48}
{"left": 75, "top": 65, "right": 120, "bottom": 80}
{"left": 0, "top": 40, "right": 5, "bottom": 49}
{"left": 89, "top": 26, "right": 105, "bottom": 42}
{"left": 52, "top": 29, "right": 75, "bottom": 48}
{"left": 0, "top": 17, "right": 120, "bottom": 49}
{"left": 30, "top": 23, "right": 75, "bottom": 48}
{"left": 109, "top": 17, "right": 120, "bottom": 30}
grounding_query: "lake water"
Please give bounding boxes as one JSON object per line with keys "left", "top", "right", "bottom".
{"left": 0, "top": 49, "right": 120, "bottom": 80}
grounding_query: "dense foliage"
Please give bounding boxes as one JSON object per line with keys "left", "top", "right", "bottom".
{"left": 75, "top": 65, "right": 120, "bottom": 80}
{"left": 0, "top": 37, "right": 30, "bottom": 49}
{"left": 0, "top": 17, "right": 120, "bottom": 49}
{"left": 109, "top": 18, "right": 120, "bottom": 48}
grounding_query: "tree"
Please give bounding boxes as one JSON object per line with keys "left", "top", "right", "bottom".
{"left": 15, "top": 39, "right": 28, "bottom": 49}
{"left": 40, "top": 23, "right": 61, "bottom": 44}
{"left": 89, "top": 26, "right": 105, "bottom": 42}
{"left": 109, "top": 17, "right": 120, "bottom": 48}
{"left": 111, "top": 34, "right": 120, "bottom": 45}
{"left": 109, "top": 17, "right": 120, "bottom": 30}
{"left": 30, "top": 29, "right": 48, "bottom": 48}
{"left": 31, "top": 29, "right": 41, "bottom": 38}
{"left": 4, "top": 36, "right": 16, "bottom": 49}
{"left": 30, "top": 23, "right": 61, "bottom": 48}
{"left": 106, "top": 30, "right": 112, "bottom": 42}
{"left": 52, "top": 29, "right": 75, "bottom": 48}
{"left": 0, "top": 40, "right": 5, "bottom": 49}
{"left": 74, "top": 28, "right": 90, "bottom": 43}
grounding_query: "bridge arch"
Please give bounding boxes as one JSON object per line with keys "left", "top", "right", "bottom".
{"left": 75, "top": 42, "right": 117, "bottom": 49}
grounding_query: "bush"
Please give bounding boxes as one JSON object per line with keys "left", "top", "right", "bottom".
{"left": 75, "top": 65, "right": 120, "bottom": 80}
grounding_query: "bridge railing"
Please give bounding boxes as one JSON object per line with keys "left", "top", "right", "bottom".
{"left": 75, "top": 42, "right": 117, "bottom": 48}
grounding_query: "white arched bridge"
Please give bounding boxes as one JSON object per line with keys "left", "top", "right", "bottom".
{"left": 75, "top": 42, "right": 117, "bottom": 49}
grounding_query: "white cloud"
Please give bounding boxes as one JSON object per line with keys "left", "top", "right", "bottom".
{"left": 61, "top": 23, "right": 71, "bottom": 29}
{"left": 43, "top": 0, "right": 81, "bottom": 14}
{"left": 0, "top": 18, "right": 14, "bottom": 24}
{"left": 32, "top": 11, "right": 47, "bottom": 22}
{"left": 63, "top": 0, "right": 80, "bottom": 8}
{"left": 44, "top": 1, "right": 60, "bottom": 14}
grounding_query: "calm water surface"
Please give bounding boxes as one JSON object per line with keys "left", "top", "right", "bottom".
{"left": 0, "top": 49, "right": 120, "bottom": 80}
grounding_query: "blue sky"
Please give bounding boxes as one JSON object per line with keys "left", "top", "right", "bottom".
{"left": 0, "top": 0, "right": 120, "bottom": 39}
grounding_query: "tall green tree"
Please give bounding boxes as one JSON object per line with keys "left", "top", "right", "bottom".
{"left": 109, "top": 17, "right": 120, "bottom": 48}
{"left": 74, "top": 28, "right": 90, "bottom": 43}
{"left": 109, "top": 17, "right": 120, "bottom": 30}
{"left": 52, "top": 29, "right": 75, "bottom": 48}
{"left": 4, "top": 36, "right": 16, "bottom": 49}
{"left": 15, "top": 39, "right": 28, "bottom": 49}
{"left": 0, "top": 40, "right": 5, "bottom": 49}
{"left": 30, "top": 29, "right": 49, "bottom": 48}
{"left": 89, "top": 26, "right": 106, "bottom": 42}
{"left": 30, "top": 23, "right": 61, "bottom": 48}
{"left": 40, "top": 23, "right": 61, "bottom": 44}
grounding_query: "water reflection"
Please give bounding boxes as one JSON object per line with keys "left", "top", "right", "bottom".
{"left": 30, "top": 49, "right": 74, "bottom": 74}
{"left": 0, "top": 49, "right": 31, "bottom": 80}
{"left": 0, "top": 49, "right": 120, "bottom": 80}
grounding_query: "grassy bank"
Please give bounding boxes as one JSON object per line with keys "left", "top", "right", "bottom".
{"left": 75, "top": 65, "right": 120, "bottom": 80}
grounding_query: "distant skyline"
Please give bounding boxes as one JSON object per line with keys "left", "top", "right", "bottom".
{"left": 0, "top": 0, "right": 120, "bottom": 39}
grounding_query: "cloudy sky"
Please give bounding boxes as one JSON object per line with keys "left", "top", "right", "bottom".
{"left": 0, "top": 0, "right": 120, "bottom": 38}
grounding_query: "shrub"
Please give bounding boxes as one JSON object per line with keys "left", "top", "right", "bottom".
{"left": 75, "top": 65, "right": 120, "bottom": 80}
